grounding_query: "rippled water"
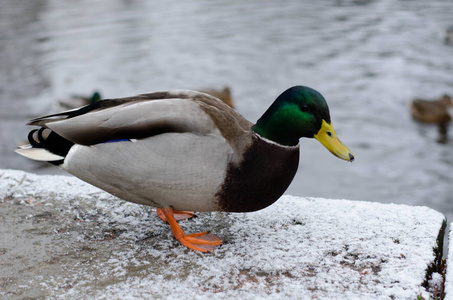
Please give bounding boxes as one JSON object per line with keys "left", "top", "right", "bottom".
{"left": 1, "top": 1, "right": 453, "bottom": 225}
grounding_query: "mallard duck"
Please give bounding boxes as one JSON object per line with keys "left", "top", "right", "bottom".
{"left": 200, "top": 87, "right": 234, "bottom": 108}
{"left": 411, "top": 95, "right": 452, "bottom": 124}
{"left": 445, "top": 25, "right": 453, "bottom": 44}
{"left": 16, "top": 86, "right": 354, "bottom": 252}
{"left": 411, "top": 95, "right": 452, "bottom": 143}
{"left": 57, "top": 91, "right": 102, "bottom": 110}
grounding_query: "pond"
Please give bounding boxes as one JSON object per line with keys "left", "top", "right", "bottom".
{"left": 1, "top": 0, "right": 453, "bottom": 228}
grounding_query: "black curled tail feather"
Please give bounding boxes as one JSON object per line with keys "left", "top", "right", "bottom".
{"left": 28, "top": 129, "right": 42, "bottom": 147}
{"left": 27, "top": 128, "right": 74, "bottom": 165}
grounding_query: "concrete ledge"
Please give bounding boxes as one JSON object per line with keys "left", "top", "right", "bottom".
{"left": 0, "top": 169, "right": 446, "bottom": 299}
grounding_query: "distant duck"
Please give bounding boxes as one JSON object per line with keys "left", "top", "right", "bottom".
{"left": 445, "top": 25, "right": 453, "bottom": 44}
{"left": 200, "top": 87, "right": 234, "bottom": 108}
{"left": 57, "top": 91, "right": 102, "bottom": 111}
{"left": 411, "top": 95, "right": 452, "bottom": 123}
{"left": 411, "top": 94, "right": 452, "bottom": 143}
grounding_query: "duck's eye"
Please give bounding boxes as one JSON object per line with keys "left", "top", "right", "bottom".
{"left": 300, "top": 104, "right": 311, "bottom": 112}
{"left": 327, "top": 131, "right": 332, "bottom": 137}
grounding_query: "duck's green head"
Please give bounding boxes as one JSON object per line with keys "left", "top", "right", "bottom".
{"left": 252, "top": 86, "right": 354, "bottom": 162}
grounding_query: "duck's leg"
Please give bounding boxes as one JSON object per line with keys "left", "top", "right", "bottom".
{"left": 159, "top": 207, "right": 222, "bottom": 252}
{"left": 156, "top": 208, "right": 194, "bottom": 221}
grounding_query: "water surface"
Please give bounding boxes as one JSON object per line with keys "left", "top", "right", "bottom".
{"left": 1, "top": 0, "right": 452, "bottom": 225}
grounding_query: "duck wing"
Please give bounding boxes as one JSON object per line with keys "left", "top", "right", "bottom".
{"left": 28, "top": 90, "right": 253, "bottom": 149}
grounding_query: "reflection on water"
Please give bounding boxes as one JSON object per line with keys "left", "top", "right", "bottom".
{"left": 0, "top": 0, "right": 50, "bottom": 107}
{"left": 1, "top": 0, "right": 453, "bottom": 226}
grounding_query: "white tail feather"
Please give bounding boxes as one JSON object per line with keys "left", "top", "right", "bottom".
{"left": 15, "top": 147, "right": 64, "bottom": 161}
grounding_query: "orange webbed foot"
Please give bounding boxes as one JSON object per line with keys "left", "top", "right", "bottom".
{"left": 159, "top": 207, "right": 222, "bottom": 253}
{"left": 181, "top": 232, "right": 223, "bottom": 252}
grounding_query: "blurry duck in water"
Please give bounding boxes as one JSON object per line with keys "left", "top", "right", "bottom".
{"left": 57, "top": 91, "right": 102, "bottom": 111}
{"left": 411, "top": 95, "right": 452, "bottom": 143}
{"left": 444, "top": 25, "right": 453, "bottom": 44}
{"left": 200, "top": 87, "right": 234, "bottom": 108}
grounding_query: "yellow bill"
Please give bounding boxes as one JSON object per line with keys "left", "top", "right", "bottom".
{"left": 314, "top": 120, "right": 354, "bottom": 162}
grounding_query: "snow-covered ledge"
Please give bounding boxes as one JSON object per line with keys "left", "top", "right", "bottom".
{"left": 0, "top": 169, "right": 446, "bottom": 299}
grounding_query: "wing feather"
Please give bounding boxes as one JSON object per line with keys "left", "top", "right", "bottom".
{"left": 26, "top": 90, "right": 253, "bottom": 156}
{"left": 28, "top": 92, "right": 223, "bottom": 145}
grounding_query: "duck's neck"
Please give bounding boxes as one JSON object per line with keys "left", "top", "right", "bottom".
{"left": 252, "top": 116, "right": 299, "bottom": 147}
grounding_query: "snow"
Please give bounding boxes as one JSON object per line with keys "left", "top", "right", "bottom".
{"left": 445, "top": 225, "right": 453, "bottom": 300}
{"left": 0, "top": 169, "right": 446, "bottom": 299}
